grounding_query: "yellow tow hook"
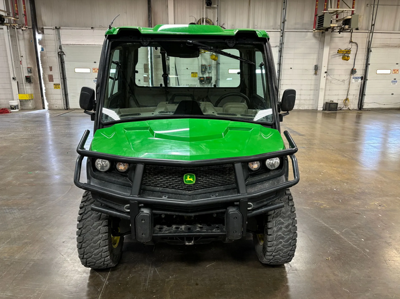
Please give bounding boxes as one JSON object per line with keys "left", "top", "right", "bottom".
{"left": 111, "top": 228, "right": 121, "bottom": 249}
{"left": 257, "top": 234, "right": 264, "bottom": 245}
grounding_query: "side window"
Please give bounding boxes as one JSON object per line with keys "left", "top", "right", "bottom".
{"left": 108, "top": 49, "right": 120, "bottom": 97}
{"left": 255, "top": 51, "right": 265, "bottom": 98}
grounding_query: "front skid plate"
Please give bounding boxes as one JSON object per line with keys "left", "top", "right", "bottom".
{"left": 153, "top": 224, "right": 226, "bottom": 237}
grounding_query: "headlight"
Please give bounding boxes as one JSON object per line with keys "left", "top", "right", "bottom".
{"left": 265, "top": 158, "right": 280, "bottom": 170}
{"left": 95, "top": 159, "right": 111, "bottom": 172}
{"left": 116, "top": 162, "right": 129, "bottom": 172}
{"left": 248, "top": 161, "right": 261, "bottom": 171}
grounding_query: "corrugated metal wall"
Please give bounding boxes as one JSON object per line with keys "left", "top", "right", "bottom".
{"left": 34, "top": 0, "right": 169, "bottom": 28}
{"left": 35, "top": 0, "right": 148, "bottom": 27}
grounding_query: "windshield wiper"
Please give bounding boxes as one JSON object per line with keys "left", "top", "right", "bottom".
{"left": 160, "top": 48, "right": 169, "bottom": 102}
{"left": 187, "top": 40, "right": 255, "bottom": 65}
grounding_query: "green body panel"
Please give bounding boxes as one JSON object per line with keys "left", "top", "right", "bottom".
{"left": 91, "top": 119, "right": 284, "bottom": 161}
{"left": 105, "top": 24, "right": 269, "bottom": 39}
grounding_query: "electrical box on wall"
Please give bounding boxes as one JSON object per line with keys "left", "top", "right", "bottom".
{"left": 323, "top": 102, "right": 338, "bottom": 111}
{"left": 25, "top": 75, "right": 32, "bottom": 83}
{"left": 343, "top": 14, "right": 359, "bottom": 29}
{"left": 201, "top": 64, "right": 207, "bottom": 75}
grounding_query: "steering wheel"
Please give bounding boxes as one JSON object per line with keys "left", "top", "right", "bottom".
{"left": 215, "top": 92, "right": 251, "bottom": 107}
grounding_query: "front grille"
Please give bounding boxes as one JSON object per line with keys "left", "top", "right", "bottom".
{"left": 141, "top": 164, "right": 236, "bottom": 192}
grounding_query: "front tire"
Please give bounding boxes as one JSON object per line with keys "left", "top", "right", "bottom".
{"left": 253, "top": 189, "right": 297, "bottom": 265}
{"left": 76, "top": 191, "right": 123, "bottom": 269}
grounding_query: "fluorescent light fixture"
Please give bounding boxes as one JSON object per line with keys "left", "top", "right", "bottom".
{"left": 377, "top": 70, "right": 391, "bottom": 74}
{"left": 75, "top": 68, "right": 91, "bottom": 73}
{"left": 229, "top": 69, "right": 264, "bottom": 74}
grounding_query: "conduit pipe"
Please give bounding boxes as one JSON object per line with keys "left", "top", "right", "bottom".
{"left": 22, "top": 0, "right": 27, "bottom": 26}
{"left": 358, "top": 0, "right": 380, "bottom": 110}
{"left": 13, "top": 0, "right": 18, "bottom": 18}
{"left": 277, "top": 0, "right": 287, "bottom": 92}
{"left": 313, "top": 0, "right": 318, "bottom": 30}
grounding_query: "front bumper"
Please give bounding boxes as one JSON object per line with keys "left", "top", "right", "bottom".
{"left": 74, "top": 130, "right": 299, "bottom": 242}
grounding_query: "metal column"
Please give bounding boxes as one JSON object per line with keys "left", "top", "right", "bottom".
{"left": 358, "top": 0, "right": 380, "bottom": 110}
{"left": 29, "top": 0, "right": 45, "bottom": 109}
{"left": 168, "top": 0, "right": 174, "bottom": 24}
{"left": 56, "top": 27, "right": 69, "bottom": 110}
{"left": 2, "top": 26, "right": 19, "bottom": 103}
{"left": 277, "top": 0, "right": 287, "bottom": 94}
{"left": 317, "top": 31, "right": 331, "bottom": 110}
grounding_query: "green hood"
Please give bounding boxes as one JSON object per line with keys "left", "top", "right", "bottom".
{"left": 91, "top": 119, "right": 284, "bottom": 161}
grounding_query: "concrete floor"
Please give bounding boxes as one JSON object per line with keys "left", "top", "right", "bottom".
{"left": 0, "top": 109, "right": 399, "bottom": 299}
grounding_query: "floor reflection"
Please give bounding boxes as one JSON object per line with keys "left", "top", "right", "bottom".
{"left": 1, "top": 110, "right": 400, "bottom": 298}
{"left": 86, "top": 237, "right": 290, "bottom": 299}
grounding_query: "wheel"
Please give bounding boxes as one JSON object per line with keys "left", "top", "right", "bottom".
{"left": 253, "top": 189, "right": 297, "bottom": 265}
{"left": 76, "top": 191, "right": 123, "bottom": 269}
{"left": 214, "top": 92, "right": 251, "bottom": 107}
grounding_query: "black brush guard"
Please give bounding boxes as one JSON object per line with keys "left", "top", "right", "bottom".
{"left": 74, "top": 130, "right": 299, "bottom": 242}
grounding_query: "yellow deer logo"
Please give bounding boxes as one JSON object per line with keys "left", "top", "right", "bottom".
{"left": 183, "top": 173, "right": 196, "bottom": 185}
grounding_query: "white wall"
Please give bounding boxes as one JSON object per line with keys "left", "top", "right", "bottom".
{"left": 35, "top": 0, "right": 148, "bottom": 28}
{"left": 0, "top": 28, "right": 13, "bottom": 108}
{"left": 325, "top": 32, "right": 368, "bottom": 110}
{"left": 324, "top": 31, "right": 400, "bottom": 109}
{"left": 20, "top": 30, "right": 43, "bottom": 109}
{"left": 40, "top": 29, "right": 64, "bottom": 109}
{"left": 60, "top": 29, "right": 106, "bottom": 45}
{"left": 2, "top": 0, "right": 400, "bottom": 110}
{"left": 280, "top": 31, "right": 322, "bottom": 109}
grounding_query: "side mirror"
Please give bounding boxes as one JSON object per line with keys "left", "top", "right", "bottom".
{"left": 79, "top": 87, "right": 95, "bottom": 111}
{"left": 280, "top": 89, "right": 296, "bottom": 112}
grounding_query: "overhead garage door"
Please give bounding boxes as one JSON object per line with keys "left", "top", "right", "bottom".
{"left": 63, "top": 45, "right": 102, "bottom": 108}
{"left": 364, "top": 48, "right": 400, "bottom": 108}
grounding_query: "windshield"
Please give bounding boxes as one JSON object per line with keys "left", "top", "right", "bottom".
{"left": 101, "top": 40, "right": 273, "bottom": 124}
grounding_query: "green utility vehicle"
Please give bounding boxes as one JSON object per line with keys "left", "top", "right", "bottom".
{"left": 74, "top": 24, "right": 299, "bottom": 269}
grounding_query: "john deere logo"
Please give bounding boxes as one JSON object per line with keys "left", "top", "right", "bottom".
{"left": 183, "top": 173, "right": 196, "bottom": 185}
